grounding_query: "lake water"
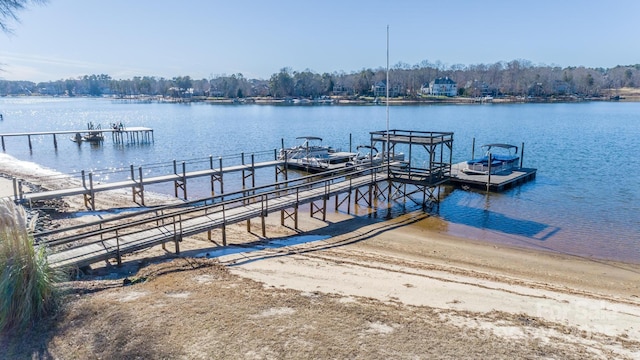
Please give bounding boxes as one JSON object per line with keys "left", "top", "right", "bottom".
{"left": 0, "top": 97, "right": 638, "bottom": 263}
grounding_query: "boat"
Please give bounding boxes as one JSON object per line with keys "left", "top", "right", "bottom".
{"left": 279, "top": 136, "right": 356, "bottom": 173}
{"left": 71, "top": 131, "right": 105, "bottom": 143}
{"left": 82, "top": 131, "right": 105, "bottom": 142}
{"left": 278, "top": 136, "right": 332, "bottom": 161}
{"left": 462, "top": 143, "right": 520, "bottom": 175}
{"left": 345, "top": 145, "right": 405, "bottom": 169}
{"left": 71, "top": 122, "right": 105, "bottom": 143}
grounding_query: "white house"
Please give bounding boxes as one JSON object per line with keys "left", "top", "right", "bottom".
{"left": 423, "top": 77, "right": 457, "bottom": 97}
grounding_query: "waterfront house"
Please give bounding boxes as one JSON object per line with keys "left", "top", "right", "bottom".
{"left": 424, "top": 77, "right": 457, "bottom": 97}
{"left": 372, "top": 80, "right": 399, "bottom": 97}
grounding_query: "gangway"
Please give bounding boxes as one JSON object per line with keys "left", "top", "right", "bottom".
{"left": 38, "top": 166, "right": 389, "bottom": 269}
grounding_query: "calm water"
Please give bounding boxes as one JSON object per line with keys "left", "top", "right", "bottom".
{"left": 1, "top": 97, "right": 638, "bottom": 263}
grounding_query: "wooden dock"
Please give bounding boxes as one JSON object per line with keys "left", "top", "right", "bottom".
{"left": 449, "top": 162, "right": 537, "bottom": 191}
{"left": 26, "top": 129, "right": 540, "bottom": 270}
{"left": 16, "top": 155, "right": 283, "bottom": 209}
{"left": 0, "top": 126, "right": 153, "bottom": 150}
{"left": 39, "top": 168, "right": 390, "bottom": 269}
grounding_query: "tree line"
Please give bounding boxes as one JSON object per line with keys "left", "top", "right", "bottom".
{"left": 1, "top": 60, "right": 639, "bottom": 99}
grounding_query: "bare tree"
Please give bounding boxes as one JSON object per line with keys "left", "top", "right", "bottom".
{"left": 0, "top": 0, "right": 47, "bottom": 33}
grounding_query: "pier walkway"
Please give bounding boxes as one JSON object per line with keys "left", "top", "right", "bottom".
{"left": 39, "top": 167, "right": 392, "bottom": 269}
{"left": 0, "top": 126, "right": 153, "bottom": 150}
{"left": 16, "top": 156, "right": 284, "bottom": 209}
{"left": 32, "top": 129, "right": 459, "bottom": 269}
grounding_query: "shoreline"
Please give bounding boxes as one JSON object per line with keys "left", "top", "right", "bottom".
{"left": 1, "top": 152, "right": 638, "bottom": 268}
{"left": 2, "top": 155, "right": 640, "bottom": 357}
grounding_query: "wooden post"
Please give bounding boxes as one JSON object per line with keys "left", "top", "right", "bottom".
{"left": 241, "top": 152, "right": 246, "bottom": 189}
{"left": 115, "top": 230, "right": 122, "bottom": 266}
{"left": 53, "top": 134, "right": 58, "bottom": 149}
{"left": 471, "top": 137, "right": 475, "bottom": 160}
{"left": 222, "top": 223, "right": 227, "bottom": 246}
{"left": 182, "top": 161, "right": 187, "bottom": 200}
{"left": 18, "top": 180, "right": 23, "bottom": 200}
{"left": 173, "top": 160, "right": 178, "bottom": 198}
{"left": 219, "top": 157, "right": 224, "bottom": 194}
{"left": 251, "top": 153, "right": 255, "bottom": 188}
{"left": 322, "top": 196, "right": 327, "bottom": 221}
{"left": 138, "top": 166, "right": 145, "bottom": 206}
{"left": 520, "top": 142, "right": 525, "bottom": 168}
{"left": 222, "top": 204, "right": 227, "bottom": 246}
{"left": 486, "top": 153, "right": 492, "bottom": 192}
{"left": 28, "top": 135, "right": 32, "bottom": 150}
{"left": 130, "top": 165, "right": 136, "bottom": 202}
{"left": 12, "top": 177, "right": 18, "bottom": 201}
{"left": 209, "top": 155, "right": 216, "bottom": 197}
{"left": 261, "top": 197, "right": 266, "bottom": 237}
{"left": 174, "top": 234, "right": 181, "bottom": 254}
{"left": 89, "top": 172, "right": 95, "bottom": 210}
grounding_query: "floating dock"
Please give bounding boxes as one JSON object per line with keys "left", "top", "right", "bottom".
{"left": 449, "top": 162, "right": 537, "bottom": 192}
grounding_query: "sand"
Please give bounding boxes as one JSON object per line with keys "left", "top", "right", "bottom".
{"left": 1, "top": 153, "right": 640, "bottom": 358}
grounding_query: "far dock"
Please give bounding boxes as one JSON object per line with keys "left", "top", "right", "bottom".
{"left": 0, "top": 126, "right": 154, "bottom": 151}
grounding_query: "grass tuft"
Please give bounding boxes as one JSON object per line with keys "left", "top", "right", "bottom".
{"left": 0, "top": 199, "right": 62, "bottom": 333}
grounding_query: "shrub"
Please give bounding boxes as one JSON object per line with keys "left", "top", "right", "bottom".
{"left": 0, "top": 199, "right": 61, "bottom": 332}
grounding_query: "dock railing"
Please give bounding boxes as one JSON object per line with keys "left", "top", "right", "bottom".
{"left": 38, "top": 163, "right": 389, "bottom": 267}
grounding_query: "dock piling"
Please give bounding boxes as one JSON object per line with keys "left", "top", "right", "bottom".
{"left": 138, "top": 167, "right": 145, "bottom": 206}
{"left": 486, "top": 153, "right": 492, "bottom": 192}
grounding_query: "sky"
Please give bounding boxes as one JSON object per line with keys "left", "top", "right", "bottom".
{"left": 1, "top": 0, "right": 639, "bottom": 83}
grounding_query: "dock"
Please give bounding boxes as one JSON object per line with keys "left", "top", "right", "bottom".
{"left": 33, "top": 129, "right": 455, "bottom": 269}
{"left": 40, "top": 168, "right": 390, "bottom": 269}
{"left": 449, "top": 162, "right": 537, "bottom": 191}
{"left": 0, "top": 126, "right": 153, "bottom": 150}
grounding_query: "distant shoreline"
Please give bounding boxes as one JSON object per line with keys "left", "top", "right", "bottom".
{"left": 155, "top": 95, "right": 640, "bottom": 105}
{"left": 4, "top": 93, "right": 639, "bottom": 105}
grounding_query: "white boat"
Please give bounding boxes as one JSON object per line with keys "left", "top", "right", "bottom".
{"left": 346, "top": 145, "right": 405, "bottom": 169}
{"left": 279, "top": 136, "right": 356, "bottom": 172}
{"left": 462, "top": 143, "right": 520, "bottom": 175}
{"left": 278, "top": 136, "right": 334, "bottom": 161}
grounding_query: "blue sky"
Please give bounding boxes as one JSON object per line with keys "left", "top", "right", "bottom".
{"left": 1, "top": 0, "right": 639, "bottom": 82}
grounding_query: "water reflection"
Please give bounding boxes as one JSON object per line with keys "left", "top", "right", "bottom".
{"left": 443, "top": 204, "right": 559, "bottom": 240}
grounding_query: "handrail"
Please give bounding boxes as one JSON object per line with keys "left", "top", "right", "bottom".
{"left": 37, "top": 164, "right": 389, "bottom": 247}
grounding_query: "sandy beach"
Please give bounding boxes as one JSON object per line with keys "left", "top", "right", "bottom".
{"left": 1, "top": 154, "right": 639, "bottom": 358}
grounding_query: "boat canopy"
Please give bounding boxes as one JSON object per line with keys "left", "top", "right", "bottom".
{"left": 482, "top": 143, "right": 518, "bottom": 153}
{"left": 356, "top": 145, "right": 378, "bottom": 153}
{"left": 296, "top": 136, "right": 323, "bottom": 142}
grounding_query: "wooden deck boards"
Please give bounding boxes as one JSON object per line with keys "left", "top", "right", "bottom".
{"left": 46, "top": 173, "right": 385, "bottom": 269}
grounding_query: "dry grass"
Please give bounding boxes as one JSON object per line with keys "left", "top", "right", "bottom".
{"left": 0, "top": 258, "right": 605, "bottom": 359}
{"left": 0, "top": 199, "right": 61, "bottom": 333}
